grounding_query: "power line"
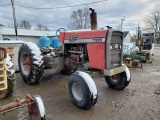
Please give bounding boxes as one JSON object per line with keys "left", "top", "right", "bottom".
{"left": 15, "top": 0, "right": 107, "bottom": 9}
{"left": 0, "top": 4, "right": 11, "bottom": 7}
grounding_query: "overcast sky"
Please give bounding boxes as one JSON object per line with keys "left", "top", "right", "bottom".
{"left": 0, "top": 0, "right": 160, "bottom": 35}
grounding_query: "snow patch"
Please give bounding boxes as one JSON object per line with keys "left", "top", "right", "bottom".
{"left": 123, "top": 64, "right": 131, "bottom": 81}
{"left": 33, "top": 61, "right": 44, "bottom": 66}
{"left": 34, "top": 96, "right": 45, "bottom": 118}
{"left": 31, "top": 51, "right": 42, "bottom": 55}
{"left": 33, "top": 55, "right": 43, "bottom": 61}
{"left": 123, "top": 43, "right": 139, "bottom": 54}
{"left": 6, "top": 54, "right": 15, "bottom": 74}
{"left": 6, "top": 54, "right": 13, "bottom": 68}
{"left": 25, "top": 42, "right": 44, "bottom": 66}
{"left": 76, "top": 71, "right": 98, "bottom": 99}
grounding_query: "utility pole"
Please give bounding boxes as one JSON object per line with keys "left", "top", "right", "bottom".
{"left": 137, "top": 23, "right": 142, "bottom": 51}
{"left": 136, "top": 27, "right": 137, "bottom": 37}
{"left": 159, "top": 26, "right": 160, "bottom": 43}
{"left": 11, "top": 0, "right": 18, "bottom": 40}
{"left": 121, "top": 16, "right": 125, "bottom": 31}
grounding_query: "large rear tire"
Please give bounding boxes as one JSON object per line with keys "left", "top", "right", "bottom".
{"left": 0, "top": 54, "right": 16, "bottom": 98}
{"left": 105, "top": 72, "right": 130, "bottom": 90}
{"left": 68, "top": 71, "right": 98, "bottom": 109}
{"left": 18, "top": 42, "right": 44, "bottom": 84}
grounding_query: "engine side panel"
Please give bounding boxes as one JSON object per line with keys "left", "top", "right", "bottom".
{"left": 87, "top": 43, "right": 105, "bottom": 70}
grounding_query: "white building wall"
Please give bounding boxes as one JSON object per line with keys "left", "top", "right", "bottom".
{"left": 1, "top": 35, "right": 52, "bottom": 46}
{"left": 0, "top": 33, "right": 3, "bottom": 40}
{"left": 124, "top": 33, "right": 131, "bottom": 43}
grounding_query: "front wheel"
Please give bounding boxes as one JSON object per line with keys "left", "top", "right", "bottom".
{"left": 105, "top": 72, "right": 130, "bottom": 90}
{"left": 68, "top": 71, "right": 98, "bottom": 109}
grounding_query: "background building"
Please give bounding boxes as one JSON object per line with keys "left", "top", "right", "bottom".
{"left": 123, "top": 31, "right": 131, "bottom": 43}
{"left": 0, "top": 24, "right": 55, "bottom": 45}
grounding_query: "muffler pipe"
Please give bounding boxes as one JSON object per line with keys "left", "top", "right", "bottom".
{"left": 89, "top": 8, "right": 97, "bottom": 30}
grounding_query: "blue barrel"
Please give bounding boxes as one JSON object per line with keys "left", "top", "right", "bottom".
{"left": 39, "top": 36, "right": 50, "bottom": 48}
{"left": 51, "top": 37, "right": 61, "bottom": 48}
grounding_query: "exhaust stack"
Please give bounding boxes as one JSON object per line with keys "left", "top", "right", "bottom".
{"left": 89, "top": 8, "right": 97, "bottom": 30}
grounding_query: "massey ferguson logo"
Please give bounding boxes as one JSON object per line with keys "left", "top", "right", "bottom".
{"left": 69, "top": 36, "right": 79, "bottom": 42}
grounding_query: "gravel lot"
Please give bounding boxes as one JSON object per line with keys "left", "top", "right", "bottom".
{"left": 0, "top": 46, "right": 160, "bottom": 120}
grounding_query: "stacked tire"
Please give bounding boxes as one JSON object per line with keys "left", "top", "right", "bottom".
{"left": 0, "top": 54, "right": 16, "bottom": 98}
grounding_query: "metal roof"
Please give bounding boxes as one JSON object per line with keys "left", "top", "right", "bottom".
{"left": 0, "top": 27, "right": 55, "bottom": 37}
{"left": 0, "top": 40, "right": 25, "bottom": 44}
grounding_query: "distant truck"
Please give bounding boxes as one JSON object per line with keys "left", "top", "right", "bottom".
{"left": 142, "top": 33, "right": 154, "bottom": 50}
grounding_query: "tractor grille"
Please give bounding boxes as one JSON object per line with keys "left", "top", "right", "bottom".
{"left": 110, "top": 31, "right": 123, "bottom": 69}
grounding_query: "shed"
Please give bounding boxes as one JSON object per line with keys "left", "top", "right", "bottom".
{"left": 0, "top": 27, "right": 55, "bottom": 45}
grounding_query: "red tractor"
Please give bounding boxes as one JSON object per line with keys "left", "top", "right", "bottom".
{"left": 18, "top": 9, "right": 131, "bottom": 110}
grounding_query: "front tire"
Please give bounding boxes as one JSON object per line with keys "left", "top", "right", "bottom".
{"left": 68, "top": 71, "right": 98, "bottom": 109}
{"left": 18, "top": 42, "right": 44, "bottom": 84}
{"left": 105, "top": 72, "right": 130, "bottom": 90}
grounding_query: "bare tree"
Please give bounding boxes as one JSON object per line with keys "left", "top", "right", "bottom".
{"left": 6, "top": 23, "right": 19, "bottom": 28}
{"left": 35, "top": 23, "right": 50, "bottom": 31}
{"left": 43, "top": 26, "right": 50, "bottom": 31}
{"left": 144, "top": 10, "right": 160, "bottom": 43}
{"left": 19, "top": 20, "right": 31, "bottom": 29}
{"left": 35, "top": 23, "right": 43, "bottom": 30}
{"left": 68, "top": 7, "right": 90, "bottom": 30}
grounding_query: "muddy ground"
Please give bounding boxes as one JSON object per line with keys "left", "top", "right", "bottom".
{"left": 0, "top": 46, "right": 160, "bottom": 120}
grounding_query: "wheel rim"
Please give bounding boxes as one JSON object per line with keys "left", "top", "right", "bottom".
{"left": 20, "top": 52, "right": 30, "bottom": 75}
{"left": 71, "top": 82, "right": 83, "bottom": 101}
{"left": 110, "top": 73, "right": 122, "bottom": 84}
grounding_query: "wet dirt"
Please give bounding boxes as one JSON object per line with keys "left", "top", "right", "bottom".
{"left": 0, "top": 46, "right": 160, "bottom": 120}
